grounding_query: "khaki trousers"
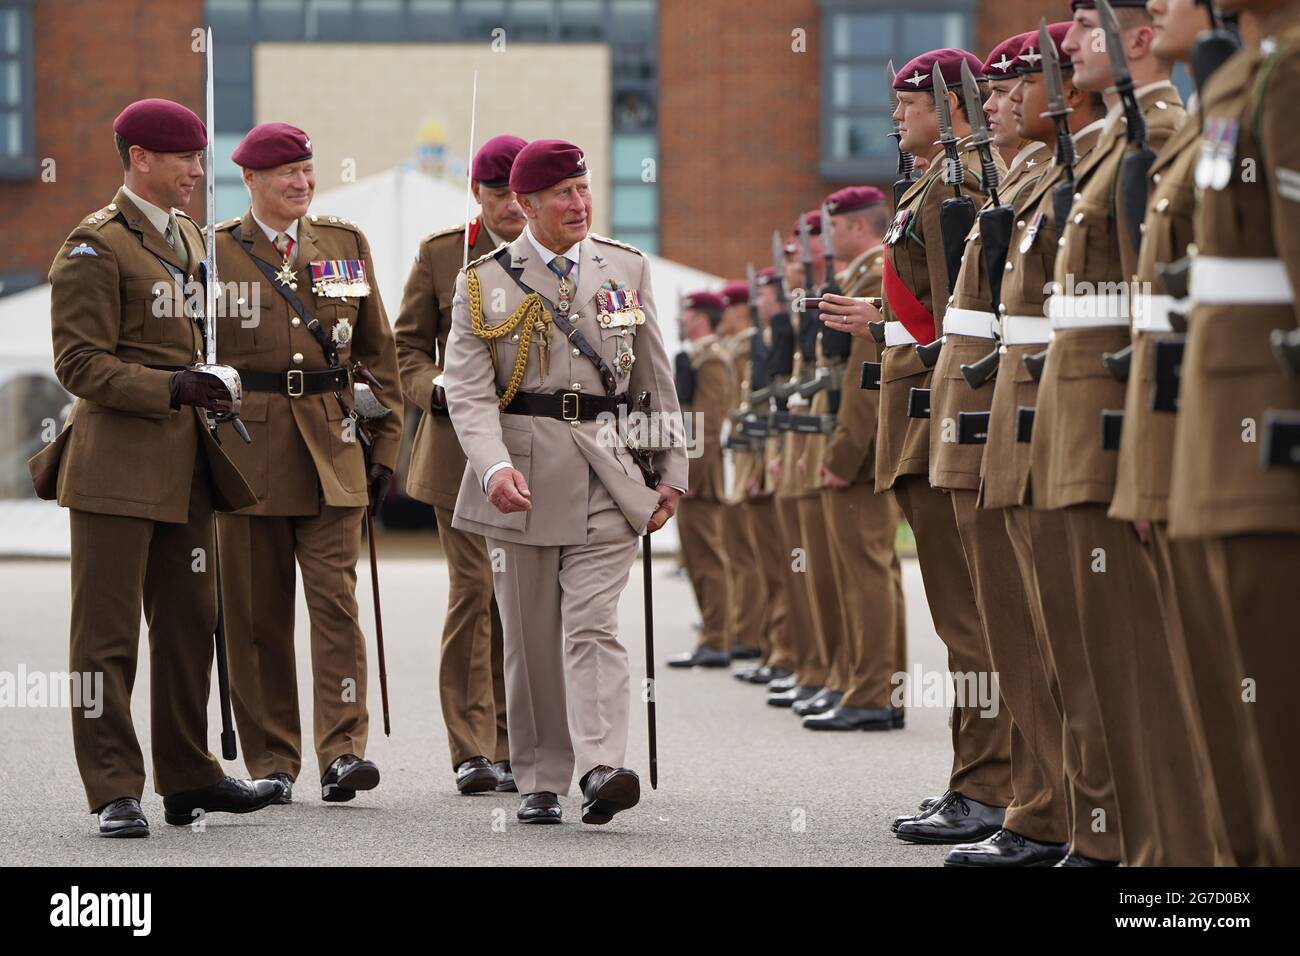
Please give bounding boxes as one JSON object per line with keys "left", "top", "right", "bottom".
{"left": 722, "top": 501, "right": 767, "bottom": 654}
{"left": 486, "top": 476, "right": 638, "bottom": 796}
{"left": 218, "top": 506, "right": 369, "bottom": 781}
{"left": 433, "top": 504, "right": 509, "bottom": 769}
{"left": 775, "top": 495, "right": 818, "bottom": 682}
{"left": 954, "top": 491, "right": 1068, "bottom": 844}
{"left": 822, "top": 483, "right": 906, "bottom": 710}
{"left": 795, "top": 494, "right": 845, "bottom": 690}
{"left": 749, "top": 495, "right": 796, "bottom": 672}
{"left": 677, "top": 496, "right": 731, "bottom": 652}
{"left": 69, "top": 463, "right": 226, "bottom": 811}
{"left": 892, "top": 476, "right": 1012, "bottom": 807}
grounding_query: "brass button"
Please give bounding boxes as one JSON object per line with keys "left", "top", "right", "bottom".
{"left": 1153, "top": 173, "right": 1162, "bottom": 184}
{"left": 1156, "top": 197, "right": 1170, "bottom": 213}
{"left": 1074, "top": 213, "right": 1084, "bottom": 224}
{"left": 291, "top": 316, "right": 301, "bottom": 327}
{"left": 292, "top": 352, "right": 304, "bottom": 364}
{"left": 107, "top": 203, "right": 117, "bottom": 210}
{"left": 1004, "top": 261, "right": 1013, "bottom": 272}
{"left": 1017, "top": 219, "right": 1025, "bottom": 229}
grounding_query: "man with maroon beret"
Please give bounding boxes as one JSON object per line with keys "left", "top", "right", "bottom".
{"left": 29, "top": 99, "right": 284, "bottom": 836}
{"left": 444, "top": 138, "right": 687, "bottom": 825}
{"left": 394, "top": 132, "right": 528, "bottom": 795}
{"left": 668, "top": 291, "right": 735, "bottom": 669}
{"left": 211, "top": 121, "right": 404, "bottom": 806}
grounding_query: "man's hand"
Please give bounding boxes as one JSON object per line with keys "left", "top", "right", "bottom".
{"left": 367, "top": 463, "right": 393, "bottom": 515}
{"left": 487, "top": 467, "right": 533, "bottom": 514}
{"left": 646, "top": 483, "right": 683, "bottom": 533}
{"left": 818, "top": 292, "right": 881, "bottom": 341}
{"left": 1133, "top": 519, "right": 1151, "bottom": 546}
{"left": 819, "top": 464, "right": 851, "bottom": 489}
{"left": 767, "top": 458, "right": 783, "bottom": 484}
{"left": 169, "top": 369, "right": 231, "bottom": 412}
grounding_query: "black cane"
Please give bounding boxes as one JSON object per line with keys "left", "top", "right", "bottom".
{"left": 643, "top": 533, "right": 658, "bottom": 790}
{"left": 211, "top": 530, "right": 237, "bottom": 760}
{"left": 365, "top": 509, "right": 392, "bottom": 737}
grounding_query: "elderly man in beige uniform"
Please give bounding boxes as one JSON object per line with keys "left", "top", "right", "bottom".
{"left": 444, "top": 139, "right": 687, "bottom": 825}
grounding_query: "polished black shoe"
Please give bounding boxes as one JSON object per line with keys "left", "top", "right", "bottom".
{"left": 163, "top": 776, "right": 284, "bottom": 826}
{"left": 667, "top": 646, "right": 732, "bottom": 668}
{"left": 803, "top": 704, "right": 897, "bottom": 731}
{"left": 455, "top": 756, "right": 498, "bottom": 795}
{"left": 579, "top": 765, "right": 641, "bottom": 825}
{"left": 892, "top": 708, "right": 906, "bottom": 729}
{"left": 493, "top": 760, "right": 517, "bottom": 793}
{"left": 944, "top": 828, "right": 1068, "bottom": 867}
{"left": 97, "top": 797, "right": 149, "bottom": 838}
{"left": 766, "top": 684, "right": 821, "bottom": 708}
{"left": 268, "top": 772, "right": 294, "bottom": 805}
{"left": 517, "top": 791, "right": 562, "bottom": 824}
{"left": 321, "top": 755, "right": 380, "bottom": 803}
{"left": 891, "top": 791, "right": 948, "bottom": 832}
{"left": 730, "top": 645, "right": 762, "bottom": 660}
{"left": 1055, "top": 852, "right": 1120, "bottom": 867}
{"left": 735, "top": 665, "right": 792, "bottom": 685}
{"left": 768, "top": 673, "right": 799, "bottom": 693}
{"left": 792, "top": 689, "right": 841, "bottom": 717}
{"left": 894, "top": 791, "right": 1006, "bottom": 845}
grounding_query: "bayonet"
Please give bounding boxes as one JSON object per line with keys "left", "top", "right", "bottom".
{"left": 771, "top": 230, "right": 788, "bottom": 307}
{"left": 463, "top": 70, "right": 479, "bottom": 269}
{"left": 887, "top": 60, "right": 914, "bottom": 179}
{"left": 933, "top": 64, "right": 963, "bottom": 197}
{"left": 961, "top": 60, "right": 1001, "bottom": 206}
{"left": 1040, "top": 18, "right": 1078, "bottom": 231}
{"left": 1097, "top": 0, "right": 1147, "bottom": 151}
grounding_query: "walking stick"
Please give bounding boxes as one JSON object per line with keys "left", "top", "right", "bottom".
{"left": 643, "top": 533, "right": 657, "bottom": 789}
{"left": 365, "top": 508, "right": 391, "bottom": 736}
{"left": 212, "top": 535, "right": 237, "bottom": 760}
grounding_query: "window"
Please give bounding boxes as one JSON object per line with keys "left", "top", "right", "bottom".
{"left": 0, "top": 1, "right": 34, "bottom": 179}
{"left": 819, "top": 0, "right": 974, "bottom": 181}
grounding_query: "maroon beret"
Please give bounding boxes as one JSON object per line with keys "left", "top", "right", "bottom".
{"left": 756, "top": 266, "right": 779, "bottom": 286}
{"left": 893, "top": 49, "right": 985, "bottom": 92}
{"left": 784, "top": 209, "right": 822, "bottom": 253}
{"left": 684, "top": 291, "right": 727, "bottom": 313}
{"left": 113, "top": 98, "right": 206, "bottom": 152}
{"left": 984, "top": 33, "right": 1034, "bottom": 81}
{"left": 232, "top": 122, "right": 313, "bottom": 169}
{"left": 721, "top": 280, "right": 749, "bottom": 306}
{"left": 473, "top": 134, "right": 527, "bottom": 187}
{"left": 509, "top": 138, "right": 587, "bottom": 194}
{"left": 1071, "top": 0, "right": 1148, "bottom": 8}
{"left": 824, "top": 186, "right": 886, "bottom": 215}
{"left": 1017, "top": 23, "right": 1073, "bottom": 74}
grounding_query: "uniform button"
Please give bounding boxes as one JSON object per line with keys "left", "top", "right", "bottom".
{"left": 1074, "top": 213, "right": 1085, "bottom": 224}
{"left": 1017, "top": 219, "right": 1026, "bottom": 229}
{"left": 292, "top": 352, "right": 304, "bottom": 364}
{"left": 1058, "top": 238, "right": 1066, "bottom": 247}
{"left": 1156, "top": 100, "right": 1168, "bottom": 110}
{"left": 1073, "top": 192, "right": 1082, "bottom": 202}
{"left": 1156, "top": 197, "right": 1170, "bottom": 213}
{"left": 1004, "top": 261, "right": 1013, "bottom": 272}
{"left": 291, "top": 316, "right": 301, "bottom": 327}
{"left": 998, "top": 303, "right": 1007, "bottom": 314}
{"left": 571, "top": 383, "right": 582, "bottom": 391}
{"left": 1140, "top": 222, "right": 1148, "bottom": 234}
{"left": 511, "top": 332, "right": 519, "bottom": 341}
{"left": 1153, "top": 173, "right": 1162, "bottom": 184}
{"left": 572, "top": 347, "right": 581, "bottom": 356}
{"left": 195, "top": 351, "right": 203, "bottom": 361}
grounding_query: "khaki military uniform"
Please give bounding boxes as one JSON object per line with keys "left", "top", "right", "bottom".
{"left": 983, "top": 120, "right": 1122, "bottom": 861}
{"left": 877, "top": 140, "right": 1011, "bottom": 808}
{"left": 393, "top": 219, "right": 510, "bottom": 770}
{"left": 211, "top": 209, "right": 403, "bottom": 782}
{"left": 818, "top": 244, "right": 907, "bottom": 710}
{"left": 443, "top": 230, "right": 687, "bottom": 797}
{"left": 29, "top": 188, "right": 257, "bottom": 811}
{"left": 1171, "top": 19, "right": 1300, "bottom": 864}
{"left": 936, "top": 142, "right": 1069, "bottom": 845}
{"left": 677, "top": 334, "right": 734, "bottom": 652}
{"left": 1036, "top": 83, "right": 1224, "bottom": 866}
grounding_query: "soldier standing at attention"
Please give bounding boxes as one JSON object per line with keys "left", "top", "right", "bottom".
{"left": 443, "top": 139, "right": 687, "bottom": 825}
{"left": 29, "top": 99, "right": 284, "bottom": 836}
{"left": 213, "top": 122, "right": 404, "bottom": 805}
{"left": 668, "top": 291, "right": 734, "bottom": 669}
{"left": 394, "top": 134, "right": 528, "bottom": 794}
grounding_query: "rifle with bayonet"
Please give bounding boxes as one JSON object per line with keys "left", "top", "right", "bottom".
{"left": 766, "top": 230, "right": 796, "bottom": 387}
{"left": 818, "top": 201, "right": 853, "bottom": 363}
{"left": 1098, "top": 0, "right": 1157, "bottom": 257}
{"left": 1191, "top": 0, "right": 1242, "bottom": 98}
{"left": 888, "top": 60, "right": 920, "bottom": 208}
{"left": 796, "top": 217, "right": 822, "bottom": 365}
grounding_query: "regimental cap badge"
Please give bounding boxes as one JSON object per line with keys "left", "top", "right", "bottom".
{"left": 331, "top": 317, "right": 353, "bottom": 346}
{"left": 993, "top": 55, "right": 1014, "bottom": 73}
{"left": 906, "top": 70, "right": 925, "bottom": 86}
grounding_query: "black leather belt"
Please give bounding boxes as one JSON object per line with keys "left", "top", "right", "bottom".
{"left": 237, "top": 367, "right": 349, "bottom": 398}
{"left": 502, "top": 390, "right": 629, "bottom": 422}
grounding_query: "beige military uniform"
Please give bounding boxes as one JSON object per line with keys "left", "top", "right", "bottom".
{"left": 1171, "top": 18, "right": 1300, "bottom": 864}
{"left": 211, "top": 209, "right": 404, "bottom": 782}
{"left": 677, "top": 334, "right": 734, "bottom": 652}
{"left": 443, "top": 230, "right": 687, "bottom": 796}
{"left": 1037, "top": 83, "right": 1224, "bottom": 866}
{"left": 394, "top": 218, "right": 510, "bottom": 770}
{"left": 817, "top": 244, "right": 907, "bottom": 710}
{"left": 877, "top": 140, "right": 1011, "bottom": 807}
{"left": 29, "top": 188, "right": 257, "bottom": 811}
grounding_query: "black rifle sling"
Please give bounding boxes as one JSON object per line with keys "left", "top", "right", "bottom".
{"left": 495, "top": 248, "right": 620, "bottom": 397}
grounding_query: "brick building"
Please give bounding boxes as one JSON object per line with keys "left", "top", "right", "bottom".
{"left": 4, "top": 0, "right": 1089, "bottom": 295}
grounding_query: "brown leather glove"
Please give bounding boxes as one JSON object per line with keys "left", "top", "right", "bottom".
{"left": 367, "top": 463, "right": 393, "bottom": 514}
{"left": 169, "top": 369, "right": 230, "bottom": 412}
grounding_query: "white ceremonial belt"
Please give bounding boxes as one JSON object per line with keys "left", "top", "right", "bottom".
{"left": 1131, "top": 294, "right": 1179, "bottom": 333}
{"left": 1190, "top": 256, "right": 1294, "bottom": 305}
{"left": 1048, "top": 294, "right": 1130, "bottom": 329}
{"left": 942, "top": 307, "right": 998, "bottom": 339}
{"left": 884, "top": 321, "right": 919, "bottom": 346}
{"left": 1001, "top": 315, "right": 1053, "bottom": 345}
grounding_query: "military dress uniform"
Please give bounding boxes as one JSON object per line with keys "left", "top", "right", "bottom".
{"left": 394, "top": 214, "right": 512, "bottom": 780}
{"left": 212, "top": 125, "right": 404, "bottom": 797}
{"left": 877, "top": 51, "right": 1013, "bottom": 835}
{"left": 1034, "top": 77, "right": 1226, "bottom": 866}
{"left": 1108, "top": 94, "right": 1279, "bottom": 865}
{"left": 443, "top": 139, "right": 687, "bottom": 816}
{"left": 1170, "top": 12, "right": 1300, "bottom": 864}
{"left": 807, "top": 237, "right": 909, "bottom": 729}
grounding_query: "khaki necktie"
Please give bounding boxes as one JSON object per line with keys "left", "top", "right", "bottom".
{"left": 165, "top": 212, "right": 189, "bottom": 268}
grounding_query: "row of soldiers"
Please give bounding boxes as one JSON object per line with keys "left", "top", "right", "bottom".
{"left": 672, "top": 0, "right": 1298, "bottom": 866}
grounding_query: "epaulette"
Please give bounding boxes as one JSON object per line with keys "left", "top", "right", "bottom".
{"left": 465, "top": 242, "right": 508, "bottom": 272}
{"left": 423, "top": 223, "right": 467, "bottom": 244}
{"left": 589, "top": 232, "right": 643, "bottom": 256}
{"left": 81, "top": 202, "right": 123, "bottom": 230}
{"left": 215, "top": 218, "right": 241, "bottom": 231}
{"left": 307, "top": 214, "right": 362, "bottom": 232}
